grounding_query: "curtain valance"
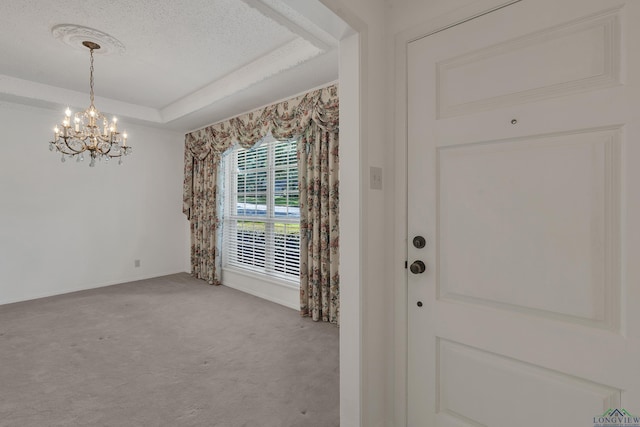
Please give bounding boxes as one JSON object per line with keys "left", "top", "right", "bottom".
{"left": 188, "top": 84, "right": 338, "bottom": 151}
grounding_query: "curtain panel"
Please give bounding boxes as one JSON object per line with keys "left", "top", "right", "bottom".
{"left": 182, "top": 84, "right": 339, "bottom": 324}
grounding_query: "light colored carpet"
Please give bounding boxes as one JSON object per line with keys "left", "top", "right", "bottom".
{"left": 0, "top": 273, "right": 339, "bottom": 427}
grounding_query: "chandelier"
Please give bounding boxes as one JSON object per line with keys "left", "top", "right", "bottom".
{"left": 49, "top": 41, "right": 132, "bottom": 166}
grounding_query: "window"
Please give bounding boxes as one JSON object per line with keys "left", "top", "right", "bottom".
{"left": 222, "top": 137, "right": 300, "bottom": 282}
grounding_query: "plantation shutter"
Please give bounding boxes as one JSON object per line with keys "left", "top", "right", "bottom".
{"left": 223, "top": 137, "right": 300, "bottom": 281}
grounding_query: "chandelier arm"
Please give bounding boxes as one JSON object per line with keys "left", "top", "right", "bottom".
{"left": 54, "top": 144, "right": 73, "bottom": 155}
{"left": 61, "top": 137, "right": 88, "bottom": 154}
{"left": 93, "top": 142, "right": 124, "bottom": 158}
{"left": 97, "top": 144, "right": 109, "bottom": 155}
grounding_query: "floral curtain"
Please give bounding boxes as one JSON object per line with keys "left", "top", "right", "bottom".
{"left": 183, "top": 84, "right": 340, "bottom": 324}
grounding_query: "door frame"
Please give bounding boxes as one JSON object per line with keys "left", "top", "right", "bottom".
{"left": 393, "top": 1, "right": 523, "bottom": 425}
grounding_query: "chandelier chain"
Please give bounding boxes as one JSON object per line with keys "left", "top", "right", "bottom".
{"left": 89, "top": 48, "right": 95, "bottom": 107}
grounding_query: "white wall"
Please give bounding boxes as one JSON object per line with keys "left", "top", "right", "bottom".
{"left": 0, "top": 101, "right": 189, "bottom": 305}
{"left": 338, "top": 31, "right": 363, "bottom": 427}
{"left": 321, "top": 1, "right": 393, "bottom": 426}
{"left": 390, "top": 0, "right": 481, "bottom": 32}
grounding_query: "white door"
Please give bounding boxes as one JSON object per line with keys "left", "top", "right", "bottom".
{"left": 407, "top": 0, "right": 640, "bottom": 425}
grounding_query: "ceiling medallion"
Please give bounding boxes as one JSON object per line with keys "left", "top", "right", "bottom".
{"left": 49, "top": 41, "right": 132, "bottom": 166}
{"left": 51, "top": 24, "right": 126, "bottom": 55}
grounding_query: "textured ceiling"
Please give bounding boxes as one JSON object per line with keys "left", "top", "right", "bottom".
{"left": 0, "top": 0, "right": 350, "bottom": 131}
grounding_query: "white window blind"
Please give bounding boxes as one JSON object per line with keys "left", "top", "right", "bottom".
{"left": 223, "top": 137, "right": 300, "bottom": 282}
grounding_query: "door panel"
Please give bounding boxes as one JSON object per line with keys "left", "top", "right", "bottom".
{"left": 407, "top": 0, "right": 640, "bottom": 425}
{"left": 437, "top": 127, "right": 620, "bottom": 328}
{"left": 436, "top": 339, "right": 619, "bottom": 427}
{"left": 437, "top": 7, "right": 620, "bottom": 118}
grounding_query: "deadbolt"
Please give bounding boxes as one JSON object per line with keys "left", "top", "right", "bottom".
{"left": 413, "top": 236, "right": 426, "bottom": 249}
{"left": 410, "top": 260, "right": 426, "bottom": 274}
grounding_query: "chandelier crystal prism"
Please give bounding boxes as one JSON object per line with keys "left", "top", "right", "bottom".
{"left": 49, "top": 41, "right": 132, "bottom": 167}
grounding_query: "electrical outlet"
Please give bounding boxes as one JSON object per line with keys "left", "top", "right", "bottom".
{"left": 370, "top": 166, "right": 382, "bottom": 190}
{"left": 134, "top": 259, "right": 141, "bottom": 268}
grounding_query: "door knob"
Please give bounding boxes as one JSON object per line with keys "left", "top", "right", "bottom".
{"left": 410, "top": 260, "right": 426, "bottom": 274}
{"left": 413, "top": 236, "right": 426, "bottom": 249}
